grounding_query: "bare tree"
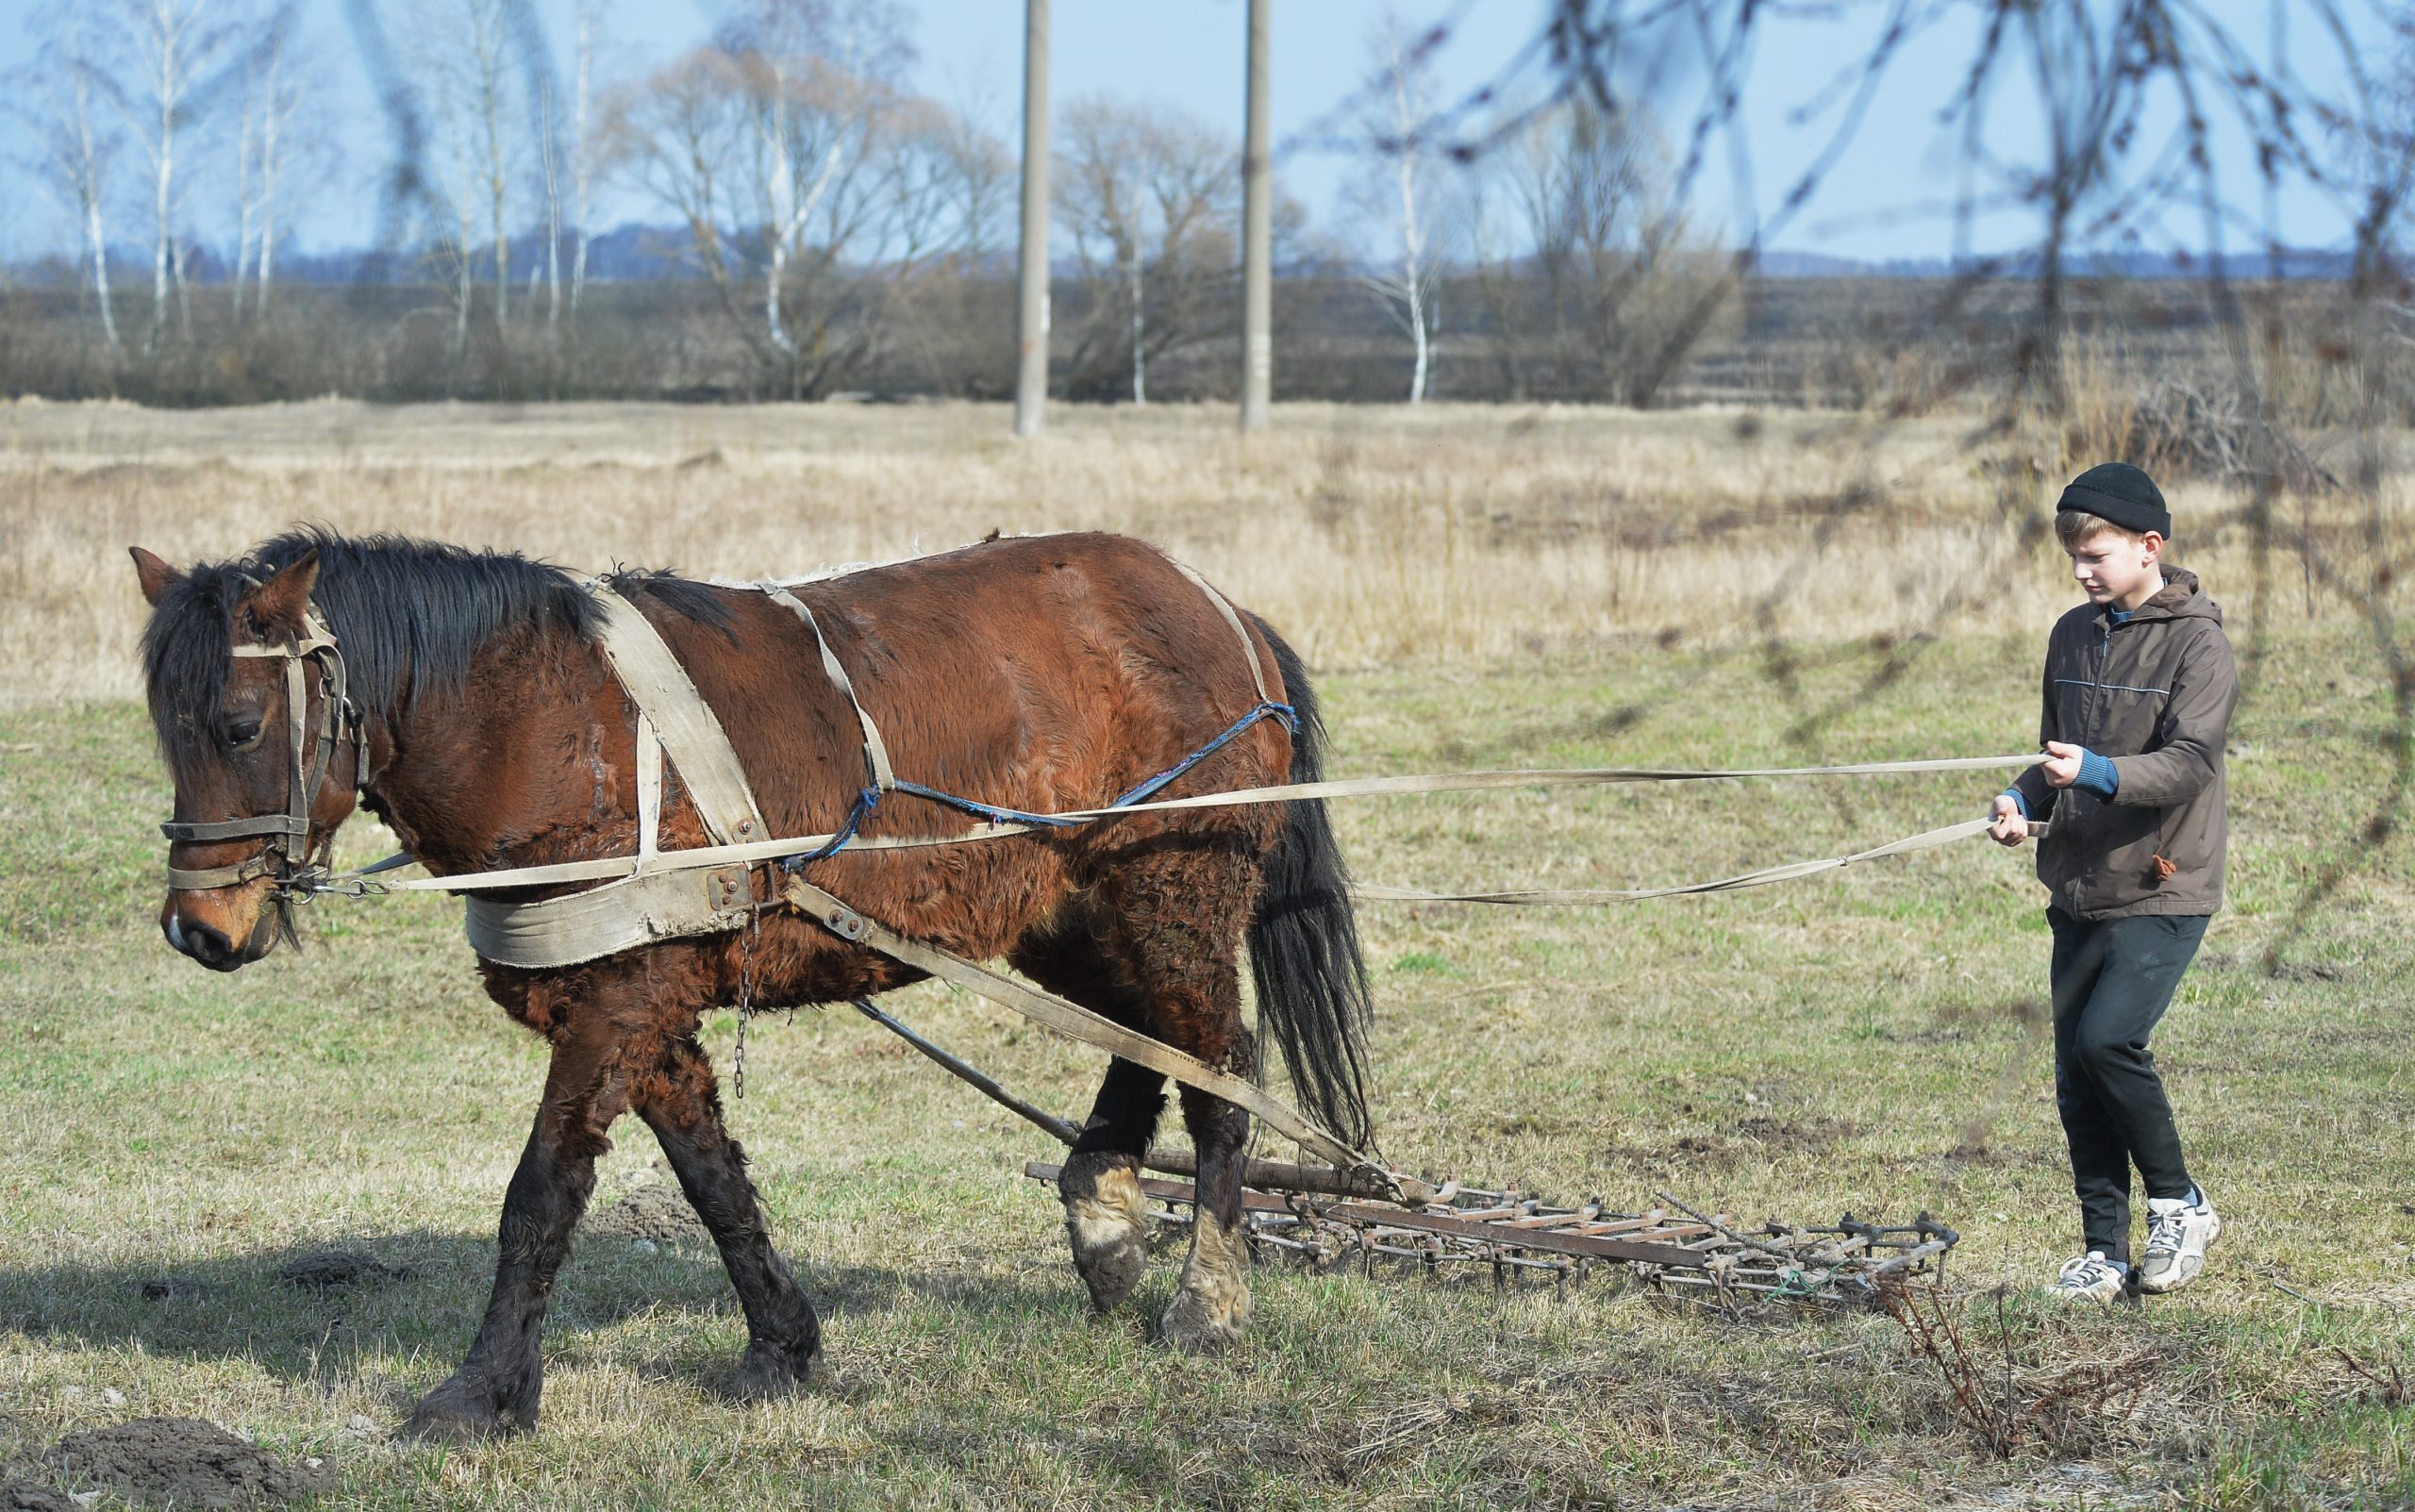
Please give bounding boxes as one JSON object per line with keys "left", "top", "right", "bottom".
{"left": 111, "top": 0, "right": 238, "bottom": 355}
{"left": 1469, "top": 94, "right": 1728, "bottom": 406}
{"left": 465, "top": 0, "right": 517, "bottom": 325}
{"left": 599, "top": 2, "right": 997, "bottom": 397}
{"left": 1349, "top": 8, "right": 1452, "bottom": 404}
{"left": 228, "top": 8, "right": 308, "bottom": 324}
{"left": 568, "top": 0, "right": 599, "bottom": 319}
{"left": 1055, "top": 95, "right": 1240, "bottom": 403}
{"left": 14, "top": 16, "right": 125, "bottom": 357}
{"left": 540, "top": 75, "right": 562, "bottom": 330}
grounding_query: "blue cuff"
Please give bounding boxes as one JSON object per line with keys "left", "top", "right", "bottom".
{"left": 2074, "top": 748, "right": 2120, "bottom": 799}
{"left": 1999, "top": 788, "right": 2030, "bottom": 819}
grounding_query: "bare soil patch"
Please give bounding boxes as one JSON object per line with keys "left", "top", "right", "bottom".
{"left": 581, "top": 1181, "right": 710, "bottom": 1245}
{"left": 42, "top": 1418, "right": 326, "bottom": 1508}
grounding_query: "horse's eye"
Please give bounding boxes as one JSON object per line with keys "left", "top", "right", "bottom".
{"left": 225, "top": 718, "right": 265, "bottom": 750}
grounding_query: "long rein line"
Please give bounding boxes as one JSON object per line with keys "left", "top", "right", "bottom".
{"left": 311, "top": 739, "right": 2042, "bottom": 903}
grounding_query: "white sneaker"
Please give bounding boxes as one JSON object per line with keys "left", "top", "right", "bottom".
{"left": 2049, "top": 1250, "right": 2129, "bottom": 1304}
{"left": 2140, "top": 1189, "right": 2220, "bottom": 1293}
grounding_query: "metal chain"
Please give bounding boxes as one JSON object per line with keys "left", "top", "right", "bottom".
{"left": 732, "top": 872, "right": 764, "bottom": 1099}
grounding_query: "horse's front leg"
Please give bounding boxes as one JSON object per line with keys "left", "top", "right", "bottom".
{"left": 403, "top": 1013, "right": 629, "bottom": 1441}
{"left": 635, "top": 1033, "right": 822, "bottom": 1399}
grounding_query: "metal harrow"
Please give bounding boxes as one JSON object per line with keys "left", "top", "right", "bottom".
{"left": 1025, "top": 1163, "right": 1957, "bottom": 1313}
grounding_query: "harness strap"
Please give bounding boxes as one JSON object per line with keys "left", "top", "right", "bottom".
{"left": 636, "top": 710, "right": 662, "bottom": 870}
{"left": 777, "top": 873, "right": 1388, "bottom": 1185}
{"left": 759, "top": 583, "right": 895, "bottom": 794}
{"left": 1164, "top": 556, "right": 1273, "bottom": 705}
{"left": 163, "top": 815, "right": 310, "bottom": 843}
{"left": 591, "top": 588, "right": 767, "bottom": 846}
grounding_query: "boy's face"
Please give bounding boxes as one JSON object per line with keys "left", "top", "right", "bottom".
{"left": 2065, "top": 527, "right": 2163, "bottom": 606}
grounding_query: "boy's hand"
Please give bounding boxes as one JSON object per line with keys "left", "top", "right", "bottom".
{"left": 1988, "top": 793, "right": 2030, "bottom": 846}
{"left": 2040, "top": 740, "right": 2086, "bottom": 788}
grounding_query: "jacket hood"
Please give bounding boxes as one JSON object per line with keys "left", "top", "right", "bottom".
{"left": 2113, "top": 564, "right": 2221, "bottom": 626}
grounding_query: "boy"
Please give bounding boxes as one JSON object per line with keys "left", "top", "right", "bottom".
{"left": 1987, "top": 461, "right": 2238, "bottom": 1303}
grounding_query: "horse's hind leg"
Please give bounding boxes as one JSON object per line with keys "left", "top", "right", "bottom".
{"left": 403, "top": 1000, "right": 630, "bottom": 1440}
{"left": 1011, "top": 937, "right": 1165, "bottom": 1312}
{"left": 634, "top": 1033, "right": 822, "bottom": 1399}
{"left": 1089, "top": 847, "right": 1262, "bottom": 1353}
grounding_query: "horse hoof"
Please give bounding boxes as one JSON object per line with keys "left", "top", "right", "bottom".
{"left": 1074, "top": 1225, "right": 1152, "bottom": 1313}
{"left": 1159, "top": 1285, "right": 1249, "bottom": 1354}
{"left": 1066, "top": 1166, "right": 1152, "bottom": 1312}
{"left": 731, "top": 1339, "right": 819, "bottom": 1403}
{"left": 400, "top": 1383, "right": 527, "bottom": 1442}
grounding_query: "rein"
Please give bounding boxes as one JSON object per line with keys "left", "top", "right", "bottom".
{"left": 159, "top": 608, "right": 371, "bottom": 903}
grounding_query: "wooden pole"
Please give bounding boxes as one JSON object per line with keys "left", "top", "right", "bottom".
{"left": 1013, "top": 0, "right": 1051, "bottom": 439}
{"left": 1239, "top": 0, "right": 1272, "bottom": 431}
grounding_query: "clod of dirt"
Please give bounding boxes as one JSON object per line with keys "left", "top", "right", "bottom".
{"left": 1, "top": 1480, "right": 83, "bottom": 1512}
{"left": 43, "top": 1417, "right": 327, "bottom": 1508}
{"left": 135, "top": 1275, "right": 207, "bottom": 1301}
{"left": 582, "top": 1182, "right": 710, "bottom": 1245}
{"left": 275, "top": 1250, "right": 406, "bottom": 1292}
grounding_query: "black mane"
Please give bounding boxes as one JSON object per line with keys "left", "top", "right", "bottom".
{"left": 142, "top": 529, "right": 612, "bottom": 766}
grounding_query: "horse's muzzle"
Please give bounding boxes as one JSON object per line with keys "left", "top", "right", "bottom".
{"left": 161, "top": 896, "right": 277, "bottom": 972}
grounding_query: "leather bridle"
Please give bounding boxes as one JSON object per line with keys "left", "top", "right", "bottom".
{"left": 160, "top": 606, "right": 371, "bottom": 901}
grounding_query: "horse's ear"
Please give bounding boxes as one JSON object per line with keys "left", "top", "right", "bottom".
{"left": 242, "top": 549, "right": 322, "bottom": 635}
{"left": 130, "top": 546, "right": 184, "bottom": 606}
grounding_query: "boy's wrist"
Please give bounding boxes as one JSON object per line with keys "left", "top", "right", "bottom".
{"left": 2074, "top": 748, "right": 2120, "bottom": 799}
{"left": 1999, "top": 788, "right": 2029, "bottom": 819}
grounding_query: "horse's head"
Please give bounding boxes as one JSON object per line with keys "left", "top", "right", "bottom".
{"left": 133, "top": 544, "right": 370, "bottom": 971}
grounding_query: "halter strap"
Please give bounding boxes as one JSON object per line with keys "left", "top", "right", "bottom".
{"left": 161, "top": 609, "right": 363, "bottom": 893}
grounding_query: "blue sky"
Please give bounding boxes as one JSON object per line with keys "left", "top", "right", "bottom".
{"left": 0, "top": 0, "right": 2390, "bottom": 266}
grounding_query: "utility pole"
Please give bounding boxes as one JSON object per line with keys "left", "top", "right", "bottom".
{"left": 1012, "top": 0, "right": 1051, "bottom": 438}
{"left": 1239, "top": 0, "right": 1272, "bottom": 431}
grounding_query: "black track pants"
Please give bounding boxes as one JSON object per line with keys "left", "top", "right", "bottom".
{"left": 2047, "top": 906, "right": 2209, "bottom": 1265}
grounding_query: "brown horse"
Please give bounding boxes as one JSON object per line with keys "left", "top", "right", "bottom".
{"left": 130, "top": 528, "right": 1373, "bottom": 1439}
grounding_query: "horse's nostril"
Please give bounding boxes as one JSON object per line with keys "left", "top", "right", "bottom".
{"left": 179, "top": 919, "right": 234, "bottom": 964}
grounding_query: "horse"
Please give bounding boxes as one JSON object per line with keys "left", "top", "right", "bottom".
{"left": 129, "top": 528, "right": 1374, "bottom": 1440}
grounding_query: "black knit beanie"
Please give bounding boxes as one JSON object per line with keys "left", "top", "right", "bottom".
{"left": 2057, "top": 462, "right": 2171, "bottom": 539}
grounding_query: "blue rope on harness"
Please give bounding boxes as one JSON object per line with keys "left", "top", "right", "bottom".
{"left": 778, "top": 786, "right": 882, "bottom": 872}
{"left": 779, "top": 700, "right": 1297, "bottom": 872}
{"left": 1110, "top": 700, "right": 1296, "bottom": 807}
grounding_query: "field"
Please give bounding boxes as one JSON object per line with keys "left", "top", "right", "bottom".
{"left": 2, "top": 399, "right": 2411, "bottom": 1509}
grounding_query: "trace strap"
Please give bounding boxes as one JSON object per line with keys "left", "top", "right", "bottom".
{"left": 778, "top": 872, "right": 1391, "bottom": 1188}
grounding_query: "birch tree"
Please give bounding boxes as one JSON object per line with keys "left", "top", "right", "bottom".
{"left": 112, "top": 0, "right": 238, "bottom": 355}
{"left": 568, "top": 0, "right": 599, "bottom": 319}
{"left": 1054, "top": 96, "right": 1239, "bottom": 404}
{"left": 1350, "top": 9, "right": 1452, "bottom": 404}
{"left": 230, "top": 11, "right": 307, "bottom": 323}
{"left": 14, "top": 18, "right": 125, "bottom": 357}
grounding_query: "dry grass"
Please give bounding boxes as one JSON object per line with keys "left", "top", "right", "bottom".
{"left": 8, "top": 397, "right": 2406, "bottom": 707}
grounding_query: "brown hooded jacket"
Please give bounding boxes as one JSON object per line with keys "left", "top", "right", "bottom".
{"left": 2007, "top": 565, "right": 2238, "bottom": 920}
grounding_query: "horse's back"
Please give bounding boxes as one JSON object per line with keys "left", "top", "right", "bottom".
{"left": 665, "top": 530, "right": 1289, "bottom": 860}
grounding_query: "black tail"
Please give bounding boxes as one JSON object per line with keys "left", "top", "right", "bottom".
{"left": 1246, "top": 615, "right": 1376, "bottom": 1155}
